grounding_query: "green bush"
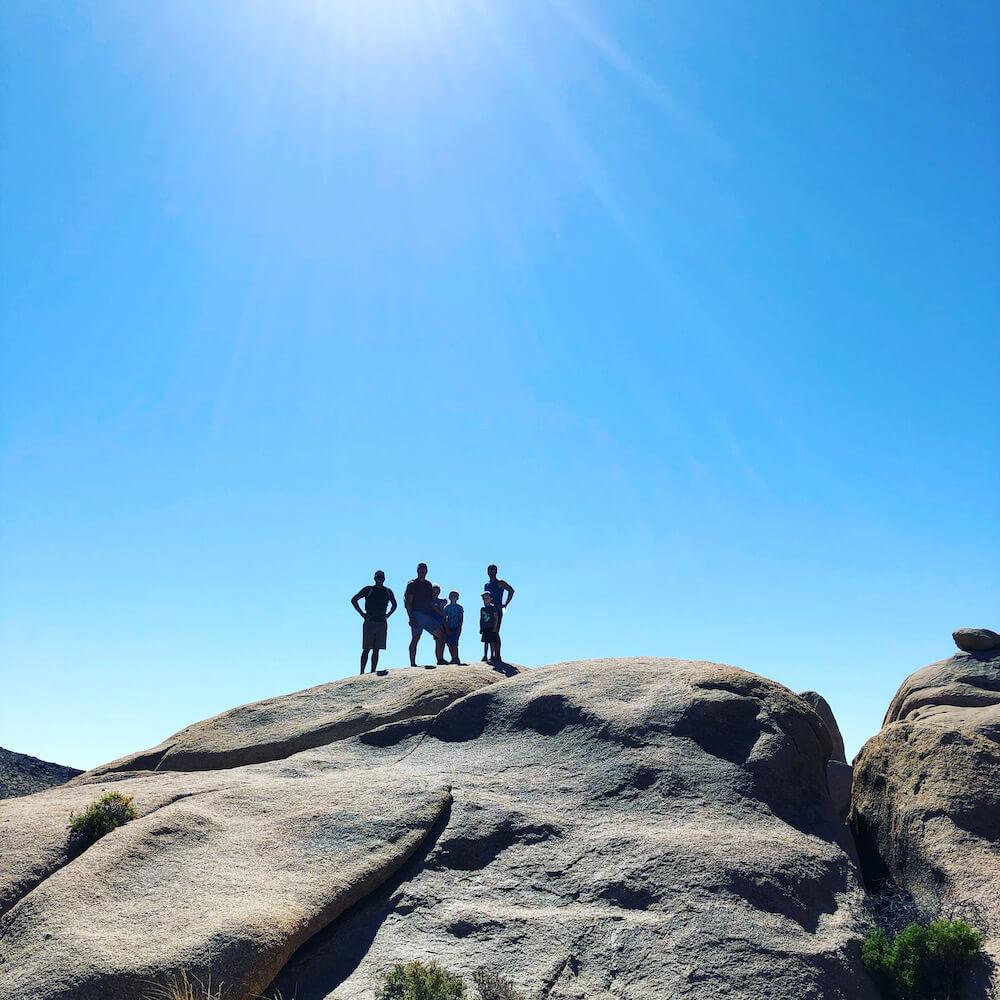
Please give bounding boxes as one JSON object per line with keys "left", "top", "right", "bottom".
{"left": 377, "top": 961, "right": 466, "bottom": 1000}
{"left": 68, "top": 791, "right": 139, "bottom": 848}
{"left": 472, "top": 968, "right": 524, "bottom": 1000}
{"left": 863, "top": 918, "right": 983, "bottom": 999}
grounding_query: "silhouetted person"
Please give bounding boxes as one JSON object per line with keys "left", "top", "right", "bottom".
{"left": 405, "top": 563, "right": 447, "bottom": 666}
{"left": 480, "top": 591, "right": 501, "bottom": 664}
{"left": 432, "top": 584, "right": 447, "bottom": 621}
{"left": 483, "top": 564, "right": 515, "bottom": 661}
{"left": 444, "top": 590, "right": 464, "bottom": 664}
{"left": 351, "top": 570, "right": 397, "bottom": 674}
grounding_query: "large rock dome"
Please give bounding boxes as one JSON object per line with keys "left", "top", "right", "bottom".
{"left": 1, "top": 659, "right": 874, "bottom": 999}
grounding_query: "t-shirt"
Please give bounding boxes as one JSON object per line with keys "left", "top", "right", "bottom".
{"left": 357, "top": 585, "right": 392, "bottom": 622}
{"left": 444, "top": 603, "right": 464, "bottom": 630}
{"left": 405, "top": 577, "right": 435, "bottom": 615}
{"left": 484, "top": 579, "right": 505, "bottom": 610}
{"left": 480, "top": 604, "right": 499, "bottom": 633}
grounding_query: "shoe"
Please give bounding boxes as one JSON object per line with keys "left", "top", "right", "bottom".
{"left": 436, "top": 659, "right": 447, "bottom": 666}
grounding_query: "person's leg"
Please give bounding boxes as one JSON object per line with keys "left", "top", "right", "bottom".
{"left": 434, "top": 629, "right": 447, "bottom": 665}
{"left": 495, "top": 611, "right": 503, "bottom": 660}
{"left": 371, "top": 648, "right": 380, "bottom": 672}
{"left": 360, "top": 648, "right": 369, "bottom": 675}
{"left": 409, "top": 629, "right": 419, "bottom": 667}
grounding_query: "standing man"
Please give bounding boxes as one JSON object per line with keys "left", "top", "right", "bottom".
{"left": 483, "top": 564, "right": 515, "bottom": 662}
{"left": 405, "top": 562, "right": 448, "bottom": 667}
{"left": 351, "top": 570, "right": 397, "bottom": 675}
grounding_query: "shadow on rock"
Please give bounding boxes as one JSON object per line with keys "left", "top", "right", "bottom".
{"left": 265, "top": 800, "right": 454, "bottom": 1000}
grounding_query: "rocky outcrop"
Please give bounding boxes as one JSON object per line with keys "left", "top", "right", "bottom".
{"left": 0, "top": 747, "right": 80, "bottom": 801}
{"left": 1, "top": 659, "right": 877, "bottom": 999}
{"left": 798, "top": 691, "right": 852, "bottom": 821}
{"left": 85, "top": 664, "right": 518, "bottom": 776}
{"left": 851, "top": 645, "right": 1000, "bottom": 993}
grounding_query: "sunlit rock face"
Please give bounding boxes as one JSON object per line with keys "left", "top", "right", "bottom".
{"left": 851, "top": 647, "right": 1000, "bottom": 998}
{"left": 1, "top": 660, "right": 876, "bottom": 1000}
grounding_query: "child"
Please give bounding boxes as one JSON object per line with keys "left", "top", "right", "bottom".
{"left": 443, "top": 591, "right": 464, "bottom": 664}
{"left": 480, "top": 591, "right": 501, "bottom": 664}
{"left": 431, "top": 585, "right": 447, "bottom": 621}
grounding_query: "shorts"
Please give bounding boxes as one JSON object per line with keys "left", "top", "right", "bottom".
{"left": 410, "top": 611, "right": 441, "bottom": 638}
{"left": 481, "top": 630, "right": 499, "bottom": 643}
{"left": 362, "top": 620, "right": 387, "bottom": 651}
{"left": 446, "top": 628, "right": 462, "bottom": 648}
{"left": 495, "top": 608, "right": 504, "bottom": 631}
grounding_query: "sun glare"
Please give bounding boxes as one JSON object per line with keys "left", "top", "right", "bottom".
{"left": 302, "top": 0, "right": 470, "bottom": 59}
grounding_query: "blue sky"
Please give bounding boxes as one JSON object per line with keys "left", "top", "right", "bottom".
{"left": 2, "top": 1, "right": 997, "bottom": 770}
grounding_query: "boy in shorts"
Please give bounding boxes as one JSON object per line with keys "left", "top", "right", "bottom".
{"left": 480, "top": 591, "right": 501, "bottom": 664}
{"left": 443, "top": 591, "right": 464, "bottom": 664}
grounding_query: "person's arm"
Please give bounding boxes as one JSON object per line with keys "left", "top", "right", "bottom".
{"left": 351, "top": 588, "right": 369, "bottom": 619}
{"left": 404, "top": 585, "right": 414, "bottom": 620}
{"left": 386, "top": 589, "right": 398, "bottom": 619}
{"left": 500, "top": 580, "right": 515, "bottom": 609}
{"left": 458, "top": 608, "right": 464, "bottom": 628}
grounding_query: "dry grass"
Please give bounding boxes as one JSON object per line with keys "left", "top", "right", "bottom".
{"left": 145, "top": 972, "right": 225, "bottom": 1000}
{"left": 144, "top": 972, "right": 294, "bottom": 1000}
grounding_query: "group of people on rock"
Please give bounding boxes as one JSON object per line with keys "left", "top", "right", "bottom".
{"left": 350, "top": 563, "right": 515, "bottom": 674}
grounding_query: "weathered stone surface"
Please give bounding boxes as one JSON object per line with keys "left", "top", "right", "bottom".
{"left": 273, "top": 659, "right": 875, "bottom": 1000}
{"left": 799, "top": 691, "right": 847, "bottom": 763}
{"left": 0, "top": 771, "right": 449, "bottom": 1000}
{"left": 0, "top": 773, "right": 203, "bottom": 919}
{"left": 84, "top": 663, "right": 517, "bottom": 776}
{"left": 954, "top": 627, "right": 1000, "bottom": 653}
{"left": 2, "top": 659, "right": 876, "bottom": 1000}
{"left": 0, "top": 747, "right": 80, "bottom": 801}
{"left": 851, "top": 649, "right": 1000, "bottom": 993}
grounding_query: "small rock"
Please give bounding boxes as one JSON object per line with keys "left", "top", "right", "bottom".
{"left": 953, "top": 627, "right": 1000, "bottom": 653}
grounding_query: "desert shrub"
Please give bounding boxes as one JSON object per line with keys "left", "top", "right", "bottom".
{"left": 145, "top": 971, "right": 224, "bottom": 1000}
{"left": 863, "top": 918, "right": 983, "bottom": 999}
{"left": 67, "top": 791, "right": 138, "bottom": 848}
{"left": 377, "top": 961, "right": 466, "bottom": 1000}
{"left": 472, "top": 968, "right": 524, "bottom": 1000}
